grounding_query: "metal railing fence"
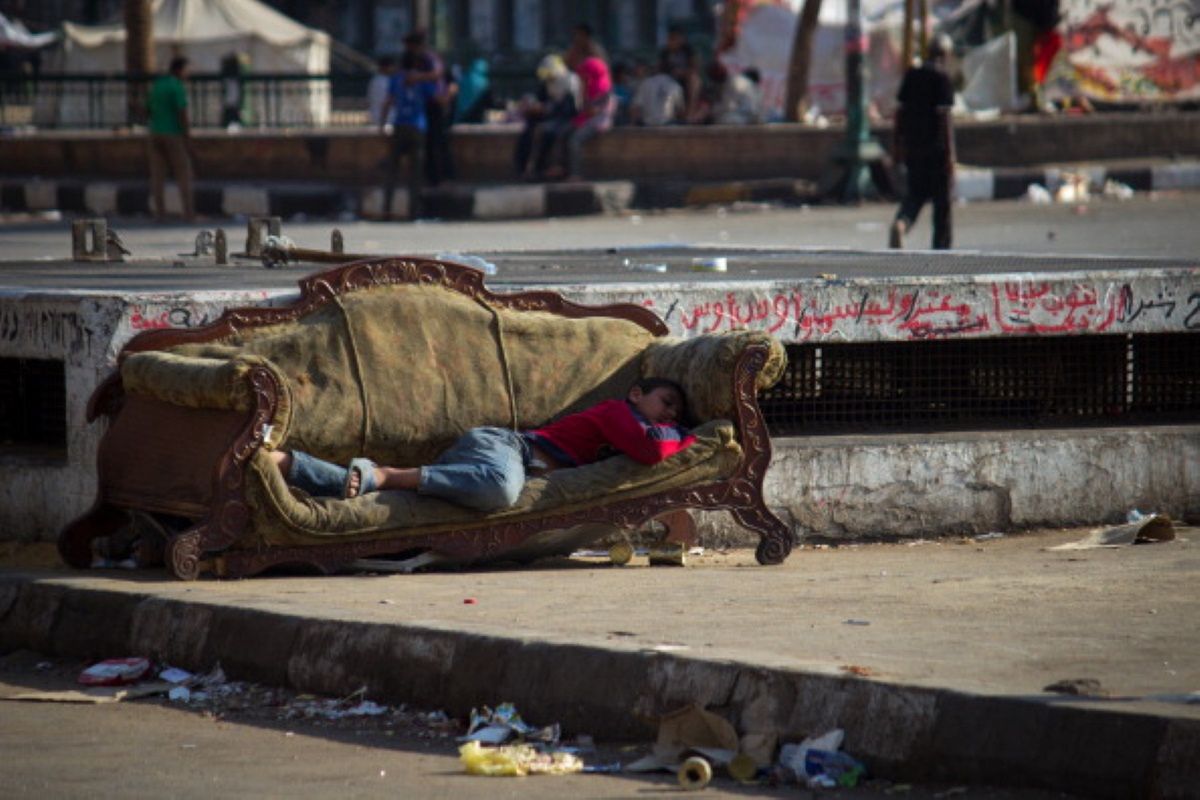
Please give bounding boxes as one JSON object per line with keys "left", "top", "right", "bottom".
{"left": 760, "top": 332, "right": 1200, "bottom": 436}
{"left": 0, "top": 69, "right": 541, "bottom": 130}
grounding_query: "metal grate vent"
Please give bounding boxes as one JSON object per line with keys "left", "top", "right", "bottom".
{"left": 0, "top": 358, "right": 67, "bottom": 452}
{"left": 761, "top": 333, "right": 1200, "bottom": 435}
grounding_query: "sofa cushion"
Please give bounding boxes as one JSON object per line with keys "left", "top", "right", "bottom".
{"left": 238, "top": 420, "right": 741, "bottom": 548}
{"left": 170, "top": 282, "right": 660, "bottom": 467}
{"left": 640, "top": 332, "right": 787, "bottom": 422}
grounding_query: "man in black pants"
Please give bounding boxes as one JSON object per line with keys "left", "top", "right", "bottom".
{"left": 890, "top": 34, "right": 956, "bottom": 250}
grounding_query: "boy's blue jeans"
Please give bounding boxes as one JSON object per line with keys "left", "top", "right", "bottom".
{"left": 286, "top": 427, "right": 531, "bottom": 512}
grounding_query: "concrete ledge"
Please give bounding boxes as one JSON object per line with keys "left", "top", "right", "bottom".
{"left": 2, "top": 160, "right": 1196, "bottom": 221}
{"left": 766, "top": 426, "right": 1200, "bottom": 542}
{"left": 2, "top": 114, "right": 1198, "bottom": 184}
{"left": 0, "top": 573, "right": 1195, "bottom": 798}
{"left": 2, "top": 268, "right": 1198, "bottom": 543}
{"left": 0, "top": 179, "right": 639, "bottom": 221}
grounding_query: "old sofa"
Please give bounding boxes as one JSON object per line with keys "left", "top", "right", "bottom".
{"left": 59, "top": 256, "right": 791, "bottom": 579}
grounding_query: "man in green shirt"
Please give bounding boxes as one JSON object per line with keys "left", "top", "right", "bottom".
{"left": 146, "top": 57, "right": 195, "bottom": 221}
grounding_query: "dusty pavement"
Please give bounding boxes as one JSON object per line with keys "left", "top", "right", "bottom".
{"left": 0, "top": 653, "right": 1077, "bottom": 800}
{"left": 1, "top": 528, "right": 1198, "bottom": 797}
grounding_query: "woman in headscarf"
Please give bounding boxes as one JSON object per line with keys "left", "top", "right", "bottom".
{"left": 557, "top": 55, "right": 615, "bottom": 180}
{"left": 513, "top": 54, "right": 581, "bottom": 179}
{"left": 452, "top": 58, "right": 492, "bottom": 124}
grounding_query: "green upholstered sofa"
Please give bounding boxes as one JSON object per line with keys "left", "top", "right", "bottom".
{"left": 59, "top": 257, "right": 792, "bottom": 579}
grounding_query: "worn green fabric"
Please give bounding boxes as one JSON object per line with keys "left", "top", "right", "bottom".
{"left": 640, "top": 332, "right": 787, "bottom": 422}
{"left": 165, "top": 283, "right": 658, "bottom": 466}
{"left": 238, "top": 420, "right": 740, "bottom": 548}
{"left": 131, "top": 279, "right": 786, "bottom": 555}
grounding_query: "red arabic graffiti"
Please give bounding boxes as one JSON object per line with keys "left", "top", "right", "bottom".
{"left": 990, "top": 281, "right": 1121, "bottom": 334}
{"left": 639, "top": 280, "right": 1194, "bottom": 341}
{"left": 129, "top": 305, "right": 212, "bottom": 331}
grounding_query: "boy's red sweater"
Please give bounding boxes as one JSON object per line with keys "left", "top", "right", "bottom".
{"left": 527, "top": 399, "right": 696, "bottom": 467}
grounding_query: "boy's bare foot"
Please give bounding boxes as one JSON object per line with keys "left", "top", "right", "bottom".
{"left": 344, "top": 459, "right": 382, "bottom": 499}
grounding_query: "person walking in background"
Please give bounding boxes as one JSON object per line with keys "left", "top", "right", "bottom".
{"left": 367, "top": 56, "right": 397, "bottom": 126}
{"left": 379, "top": 53, "right": 436, "bottom": 219}
{"left": 452, "top": 58, "right": 492, "bottom": 124}
{"left": 146, "top": 56, "right": 195, "bottom": 222}
{"left": 558, "top": 55, "right": 615, "bottom": 180}
{"left": 513, "top": 54, "right": 579, "bottom": 180}
{"left": 889, "top": 34, "right": 956, "bottom": 250}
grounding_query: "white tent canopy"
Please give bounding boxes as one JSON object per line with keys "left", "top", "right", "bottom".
{"left": 38, "top": 0, "right": 331, "bottom": 127}
{"left": 53, "top": 0, "right": 328, "bottom": 74}
{"left": 0, "top": 12, "right": 58, "bottom": 50}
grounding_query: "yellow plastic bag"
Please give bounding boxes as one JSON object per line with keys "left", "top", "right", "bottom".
{"left": 459, "top": 741, "right": 584, "bottom": 777}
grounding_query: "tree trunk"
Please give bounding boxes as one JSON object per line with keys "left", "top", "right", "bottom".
{"left": 783, "top": 0, "right": 824, "bottom": 122}
{"left": 901, "top": 0, "right": 914, "bottom": 69}
{"left": 124, "top": 0, "right": 154, "bottom": 126}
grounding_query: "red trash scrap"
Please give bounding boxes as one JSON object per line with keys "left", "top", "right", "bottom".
{"left": 77, "top": 657, "right": 153, "bottom": 686}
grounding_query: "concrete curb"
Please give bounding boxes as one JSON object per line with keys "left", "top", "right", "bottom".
{"left": 955, "top": 161, "right": 1200, "bottom": 201}
{"left": 2, "top": 161, "right": 1197, "bottom": 220}
{"left": 0, "top": 178, "right": 639, "bottom": 221}
{"left": 1, "top": 574, "right": 1195, "bottom": 798}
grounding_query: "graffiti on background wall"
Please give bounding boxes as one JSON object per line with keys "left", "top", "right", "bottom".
{"left": 1049, "top": 0, "right": 1200, "bottom": 103}
{"left": 0, "top": 305, "right": 92, "bottom": 358}
{"left": 627, "top": 277, "right": 1200, "bottom": 342}
{"left": 120, "top": 291, "right": 279, "bottom": 338}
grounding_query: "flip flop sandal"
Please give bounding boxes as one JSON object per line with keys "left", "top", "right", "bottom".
{"left": 343, "top": 458, "right": 380, "bottom": 499}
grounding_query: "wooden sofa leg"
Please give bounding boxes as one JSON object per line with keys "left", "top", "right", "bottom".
{"left": 165, "top": 526, "right": 207, "bottom": 581}
{"left": 58, "top": 504, "right": 129, "bottom": 569}
{"left": 657, "top": 509, "right": 698, "bottom": 546}
{"left": 731, "top": 505, "right": 795, "bottom": 565}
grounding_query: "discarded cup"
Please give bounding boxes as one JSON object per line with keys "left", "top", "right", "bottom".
{"left": 728, "top": 753, "right": 759, "bottom": 782}
{"left": 691, "top": 256, "right": 728, "bottom": 272}
{"left": 623, "top": 259, "right": 668, "bottom": 273}
{"left": 678, "top": 756, "right": 713, "bottom": 790}
{"left": 608, "top": 541, "right": 634, "bottom": 566}
{"left": 648, "top": 542, "right": 687, "bottom": 567}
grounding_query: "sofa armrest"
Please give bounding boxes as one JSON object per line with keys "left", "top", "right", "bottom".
{"left": 120, "top": 351, "right": 292, "bottom": 450}
{"left": 640, "top": 332, "right": 787, "bottom": 422}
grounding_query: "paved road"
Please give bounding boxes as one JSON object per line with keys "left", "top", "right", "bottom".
{"left": 1, "top": 193, "right": 1197, "bottom": 272}
{"left": 0, "top": 651, "right": 1069, "bottom": 800}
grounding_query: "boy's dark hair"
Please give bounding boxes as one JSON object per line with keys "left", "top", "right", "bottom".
{"left": 744, "top": 67, "right": 761, "bottom": 84}
{"left": 574, "top": 23, "right": 593, "bottom": 37}
{"left": 632, "top": 377, "right": 689, "bottom": 419}
{"left": 169, "top": 57, "right": 189, "bottom": 75}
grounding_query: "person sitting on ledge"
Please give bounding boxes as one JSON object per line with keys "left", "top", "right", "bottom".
{"left": 268, "top": 378, "right": 695, "bottom": 511}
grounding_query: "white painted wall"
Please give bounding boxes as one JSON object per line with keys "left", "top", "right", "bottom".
{"left": 1, "top": 271, "right": 1197, "bottom": 544}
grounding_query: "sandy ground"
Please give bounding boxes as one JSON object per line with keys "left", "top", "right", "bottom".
{"left": 0, "top": 650, "right": 1076, "bottom": 800}
{"left": 3, "top": 526, "right": 1198, "bottom": 707}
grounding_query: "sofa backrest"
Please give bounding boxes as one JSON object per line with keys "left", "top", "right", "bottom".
{"left": 173, "top": 281, "right": 659, "bottom": 465}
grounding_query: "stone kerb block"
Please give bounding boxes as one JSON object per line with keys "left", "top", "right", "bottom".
{"left": 473, "top": 185, "right": 545, "bottom": 219}
{"left": 222, "top": 186, "right": 270, "bottom": 217}
{"left": 360, "top": 187, "right": 410, "bottom": 220}
{"left": 24, "top": 180, "right": 57, "bottom": 211}
{"left": 954, "top": 168, "right": 994, "bottom": 202}
{"left": 1153, "top": 162, "right": 1200, "bottom": 191}
{"left": 163, "top": 184, "right": 185, "bottom": 217}
{"left": 84, "top": 184, "right": 119, "bottom": 216}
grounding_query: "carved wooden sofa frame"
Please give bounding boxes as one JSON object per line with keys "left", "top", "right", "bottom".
{"left": 59, "top": 257, "right": 793, "bottom": 579}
